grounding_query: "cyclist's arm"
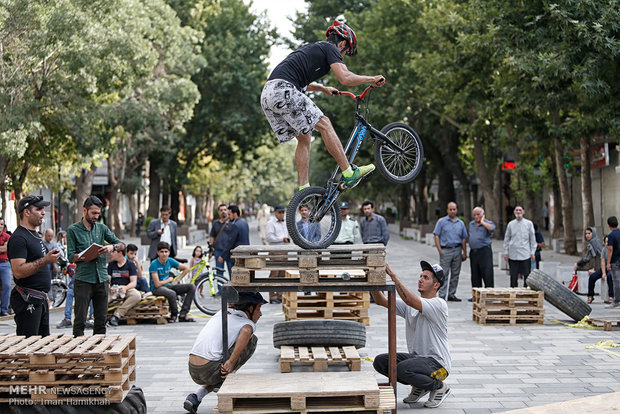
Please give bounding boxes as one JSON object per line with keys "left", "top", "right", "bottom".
{"left": 330, "top": 63, "right": 385, "bottom": 87}
{"left": 307, "top": 83, "right": 338, "bottom": 96}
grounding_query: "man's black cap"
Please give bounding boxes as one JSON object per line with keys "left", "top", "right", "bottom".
{"left": 339, "top": 201, "right": 350, "bottom": 209}
{"left": 420, "top": 260, "right": 445, "bottom": 287}
{"left": 274, "top": 205, "right": 286, "bottom": 212}
{"left": 17, "top": 195, "right": 50, "bottom": 213}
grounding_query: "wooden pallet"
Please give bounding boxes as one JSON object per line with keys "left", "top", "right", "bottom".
{"left": 280, "top": 346, "right": 361, "bottom": 372}
{"left": 472, "top": 288, "right": 545, "bottom": 325}
{"left": 472, "top": 288, "right": 543, "bottom": 307}
{"left": 108, "top": 296, "right": 169, "bottom": 325}
{"left": 284, "top": 306, "right": 370, "bottom": 326}
{"left": 588, "top": 317, "right": 620, "bottom": 331}
{"left": 230, "top": 244, "right": 386, "bottom": 286}
{"left": 216, "top": 372, "right": 393, "bottom": 413}
{"left": 0, "top": 334, "right": 136, "bottom": 403}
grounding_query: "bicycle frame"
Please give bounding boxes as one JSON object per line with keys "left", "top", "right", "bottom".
{"left": 309, "top": 86, "right": 408, "bottom": 223}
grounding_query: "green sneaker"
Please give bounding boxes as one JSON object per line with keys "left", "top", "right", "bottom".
{"left": 341, "top": 164, "right": 375, "bottom": 189}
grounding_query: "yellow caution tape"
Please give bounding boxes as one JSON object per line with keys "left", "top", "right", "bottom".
{"left": 586, "top": 340, "right": 620, "bottom": 358}
{"left": 551, "top": 316, "right": 600, "bottom": 330}
{"left": 362, "top": 356, "right": 374, "bottom": 362}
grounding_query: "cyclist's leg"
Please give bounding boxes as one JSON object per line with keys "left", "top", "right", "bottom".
{"left": 296, "top": 132, "right": 311, "bottom": 187}
{"left": 314, "top": 116, "right": 349, "bottom": 171}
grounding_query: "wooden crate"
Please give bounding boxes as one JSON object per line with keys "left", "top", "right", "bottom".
{"left": 280, "top": 346, "right": 361, "bottom": 372}
{"left": 472, "top": 288, "right": 544, "bottom": 325}
{"left": 230, "top": 244, "right": 386, "bottom": 286}
{"left": 0, "top": 334, "right": 136, "bottom": 403}
{"left": 588, "top": 317, "right": 620, "bottom": 331}
{"left": 108, "top": 295, "right": 169, "bottom": 325}
{"left": 216, "top": 372, "right": 393, "bottom": 414}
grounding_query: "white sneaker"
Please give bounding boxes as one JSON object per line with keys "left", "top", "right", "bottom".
{"left": 403, "top": 385, "right": 429, "bottom": 403}
{"left": 424, "top": 383, "right": 451, "bottom": 408}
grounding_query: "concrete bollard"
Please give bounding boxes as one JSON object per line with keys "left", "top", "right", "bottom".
{"left": 425, "top": 233, "right": 434, "bottom": 246}
{"left": 539, "top": 261, "right": 560, "bottom": 278}
{"left": 556, "top": 265, "right": 574, "bottom": 286}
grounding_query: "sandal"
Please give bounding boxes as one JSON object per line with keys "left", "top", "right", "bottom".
{"left": 586, "top": 296, "right": 594, "bottom": 304}
{"left": 179, "top": 314, "right": 195, "bottom": 323}
{"left": 167, "top": 315, "right": 178, "bottom": 323}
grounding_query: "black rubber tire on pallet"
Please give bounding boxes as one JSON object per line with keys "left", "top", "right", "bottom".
{"left": 273, "top": 320, "right": 366, "bottom": 349}
{"left": 2, "top": 386, "right": 146, "bottom": 414}
{"left": 527, "top": 269, "right": 592, "bottom": 321}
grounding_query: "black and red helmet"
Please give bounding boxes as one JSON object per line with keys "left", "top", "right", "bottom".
{"left": 326, "top": 20, "right": 357, "bottom": 56}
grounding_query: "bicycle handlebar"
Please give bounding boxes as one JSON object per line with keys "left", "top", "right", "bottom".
{"left": 336, "top": 79, "right": 384, "bottom": 100}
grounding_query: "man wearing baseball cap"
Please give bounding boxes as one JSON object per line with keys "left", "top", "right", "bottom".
{"left": 334, "top": 201, "right": 361, "bottom": 245}
{"left": 371, "top": 261, "right": 452, "bottom": 408}
{"left": 7, "top": 195, "right": 61, "bottom": 337}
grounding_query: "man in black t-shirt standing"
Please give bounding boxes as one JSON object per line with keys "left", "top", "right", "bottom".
{"left": 261, "top": 20, "right": 385, "bottom": 191}
{"left": 7, "top": 195, "right": 61, "bottom": 337}
{"left": 107, "top": 246, "right": 141, "bottom": 326}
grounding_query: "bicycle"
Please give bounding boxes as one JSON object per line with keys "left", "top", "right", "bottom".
{"left": 48, "top": 257, "right": 72, "bottom": 308}
{"left": 286, "top": 85, "right": 424, "bottom": 249}
{"left": 168, "top": 251, "right": 229, "bottom": 315}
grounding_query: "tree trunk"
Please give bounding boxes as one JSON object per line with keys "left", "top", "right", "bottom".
{"left": 579, "top": 137, "right": 595, "bottom": 239}
{"left": 0, "top": 156, "right": 9, "bottom": 219}
{"left": 472, "top": 136, "right": 499, "bottom": 222}
{"left": 75, "top": 165, "right": 97, "bottom": 222}
{"left": 148, "top": 161, "right": 160, "bottom": 219}
{"left": 553, "top": 135, "right": 577, "bottom": 255}
{"left": 108, "top": 148, "right": 127, "bottom": 236}
{"left": 414, "top": 167, "right": 429, "bottom": 224}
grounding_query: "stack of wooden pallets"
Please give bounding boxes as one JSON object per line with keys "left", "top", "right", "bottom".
{"left": 279, "top": 345, "right": 361, "bottom": 373}
{"left": 0, "top": 334, "right": 136, "bottom": 404}
{"left": 215, "top": 372, "right": 395, "bottom": 414}
{"left": 230, "top": 244, "right": 386, "bottom": 286}
{"left": 107, "top": 295, "right": 169, "bottom": 325}
{"left": 282, "top": 269, "right": 370, "bottom": 325}
{"left": 472, "top": 288, "right": 545, "bottom": 325}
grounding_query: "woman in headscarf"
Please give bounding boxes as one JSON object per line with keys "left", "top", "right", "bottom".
{"left": 573, "top": 227, "right": 604, "bottom": 303}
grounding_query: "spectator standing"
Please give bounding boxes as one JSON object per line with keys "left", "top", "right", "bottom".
{"left": 534, "top": 223, "right": 546, "bottom": 269}
{"left": 371, "top": 262, "right": 451, "bottom": 408}
{"left": 265, "top": 205, "right": 290, "bottom": 304}
{"left": 334, "top": 201, "right": 361, "bottom": 245}
{"left": 42, "top": 228, "right": 56, "bottom": 274}
{"left": 229, "top": 205, "right": 250, "bottom": 247}
{"left": 67, "top": 195, "right": 123, "bottom": 336}
{"left": 147, "top": 206, "right": 178, "bottom": 260}
{"left": 433, "top": 202, "right": 468, "bottom": 301}
{"left": 7, "top": 196, "right": 60, "bottom": 337}
{"left": 190, "top": 246, "right": 204, "bottom": 278}
{"left": 468, "top": 207, "right": 495, "bottom": 295}
{"left": 209, "top": 204, "right": 236, "bottom": 280}
{"left": 0, "top": 217, "right": 11, "bottom": 316}
{"left": 605, "top": 216, "right": 620, "bottom": 308}
{"left": 108, "top": 245, "right": 141, "bottom": 327}
{"left": 359, "top": 200, "right": 389, "bottom": 245}
{"left": 136, "top": 212, "right": 144, "bottom": 237}
{"left": 149, "top": 241, "right": 196, "bottom": 322}
{"left": 256, "top": 204, "right": 271, "bottom": 244}
{"left": 296, "top": 204, "right": 321, "bottom": 243}
{"left": 503, "top": 206, "right": 537, "bottom": 288}
{"left": 542, "top": 202, "right": 550, "bottom": 231}
{"left": 586, "top": 235, "right": 613, "bottom": 304}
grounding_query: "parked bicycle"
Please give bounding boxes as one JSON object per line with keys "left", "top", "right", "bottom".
{"left": 286, "top": 85, "right": 424, "bottom": 249}
{"left": 48, "top": 257, "right": 72, "bottom": 308}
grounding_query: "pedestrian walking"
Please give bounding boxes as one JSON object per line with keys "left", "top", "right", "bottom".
{"left": 433, "top": 202, "right": 468, "bottom": 301}
{"left": 67, "top": 196, "right": 124, "bottom": 336}
{"left": 503, "top": 206, "right": 536, "bottom": 288}
{"left": 7, "top": 196, "right": 61, "bottom": 337}
{"left": 468, "top": 207, "right": 495, "bottom": 295}
{"left": 605, "top": 216, "right": 620, "bottom": 308}
{"left": 359, "top": 200, "right": 389, "bottom": 245}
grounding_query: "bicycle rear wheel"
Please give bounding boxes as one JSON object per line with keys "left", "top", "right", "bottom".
{"left": 48, "top": 280, "right": 67, "bottom": 308}
{"left": 374, "top": 122, "right": 423, "bottom": 184}
{"left": 286, "top": 186, "right": 341, "bottom": 250}
{"left": 194, "top": 274, "right": 226, "bottom": 315}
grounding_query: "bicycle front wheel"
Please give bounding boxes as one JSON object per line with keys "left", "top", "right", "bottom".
{"left": 374, "top": 122, "right": 424, "bottom": 184}
{"left": 286, "top": 186, "right": 342, "bottom": 250}
{"left": 194, "top": 274, "right": 226, "bottom": 315}
{"left": 48, "top": 280, "right": 67, "bottom": 308}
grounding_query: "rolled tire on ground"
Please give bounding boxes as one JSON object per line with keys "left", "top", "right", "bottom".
{"left": 273, "top": 320, "right": 366, "bottom": 349}
{"left": 527, "top": 269, "right": 592, "bottom": 321}
{"left": 0, "top": 386, "right": 146, "bottom": 414}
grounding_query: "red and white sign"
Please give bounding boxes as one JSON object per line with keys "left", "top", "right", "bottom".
{"left": 591, "top": 143, "right": 609, "bottom": 170}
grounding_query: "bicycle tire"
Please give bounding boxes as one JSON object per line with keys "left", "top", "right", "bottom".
{"left": 374, "top": 122, "right": 423, "bottom": 184}
{"left": 48, "top": 280, "right": 67, "bottom": 308}
{"left": 194, "top": 274, "right": 227, "bottom": 315}
{"left": 286, "top": 186, "right": 342, "bottom": 249}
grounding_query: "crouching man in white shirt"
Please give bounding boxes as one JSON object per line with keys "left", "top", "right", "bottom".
{"left": 184, "top": 292, "right": 267, "bottom": 413}
{"left": 372, "top": 262, "right": 452, "bottom": 408}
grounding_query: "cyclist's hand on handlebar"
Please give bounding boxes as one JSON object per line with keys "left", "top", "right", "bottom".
{"left": 371, "top": 76, "right": 386, "bottom": 87}
{"left": 323, "top": 86, "right": 339, "bottom": 96}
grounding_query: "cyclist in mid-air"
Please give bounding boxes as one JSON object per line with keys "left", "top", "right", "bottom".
{"left": 261, "top": 20, "right": 385, "bottom": 191}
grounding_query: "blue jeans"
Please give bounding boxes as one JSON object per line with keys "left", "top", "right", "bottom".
{"left": 214, "top": 249, "right": 234, "bottom": 280}
{"left": 0, "top": 262, "right": 11, "bottom": 313}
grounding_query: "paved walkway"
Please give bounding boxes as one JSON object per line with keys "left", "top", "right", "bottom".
{"left": 1, "top": 220, "right": 619, "bottom": 413}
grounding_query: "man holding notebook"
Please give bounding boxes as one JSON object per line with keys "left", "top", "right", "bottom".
{"left": 67, "top": 195, "right": 124, "bottom": 336}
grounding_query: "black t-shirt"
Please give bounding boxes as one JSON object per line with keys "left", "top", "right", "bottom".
{"left": 108, "top": 260, "right": 138, "bottom": 286}
{"left": 7, "top": 226, "right": 52, "bottom": 291}
{"left": 608, "top": 228, "right": 620, "bottom": 264}
{"left": 268, "top": 41, "right": 344, "bottom": 90}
